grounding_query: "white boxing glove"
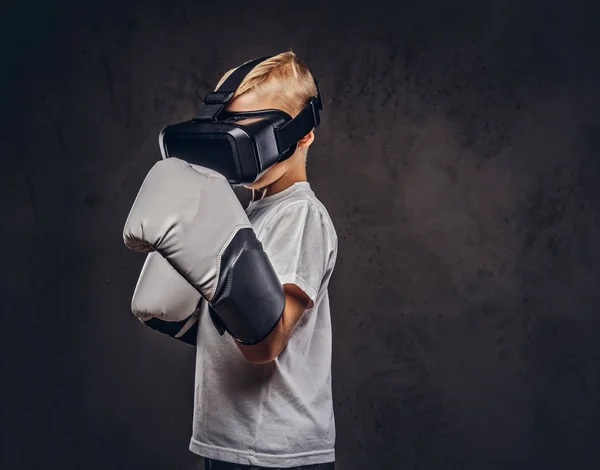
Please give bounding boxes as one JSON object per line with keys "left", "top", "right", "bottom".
{"left": 131, "top": 251, "right": 202, "bottom": 345}
{"left": 123, "top": 158, "right": 284, "bottom": 345}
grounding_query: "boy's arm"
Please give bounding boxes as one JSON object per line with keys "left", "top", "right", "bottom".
{"left": 232, "top": 200, "right": 334, "bottom": 363}
{"left": 235, "top": 283, "right": 311, "bottom": 364}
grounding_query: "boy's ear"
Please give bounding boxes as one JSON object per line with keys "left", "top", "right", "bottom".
{"left": 297, "top": 130, "right": 315, "bottom": 149}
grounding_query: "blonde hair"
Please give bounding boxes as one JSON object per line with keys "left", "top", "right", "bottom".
{"left": 215, "top": 50, "right": 318, "bottom": 118}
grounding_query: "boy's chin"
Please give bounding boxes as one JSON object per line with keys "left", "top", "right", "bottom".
{"left": 243, "top": 164, "right": 288, "bottom": 191}
{"left": 244, "top": 173, "right": 280, "bottom": 191}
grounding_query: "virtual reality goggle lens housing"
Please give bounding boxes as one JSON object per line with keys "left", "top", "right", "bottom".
{"left": 160, "top": 110, "right": 294, "bottom": 185}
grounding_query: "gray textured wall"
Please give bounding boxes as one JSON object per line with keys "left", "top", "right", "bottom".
{"left": 2, "top": 1, "right": 600, "bottom": 469}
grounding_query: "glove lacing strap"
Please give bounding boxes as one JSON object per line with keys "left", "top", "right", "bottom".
{"left": 174, "top": 307, "right": 201, "bottom": 338}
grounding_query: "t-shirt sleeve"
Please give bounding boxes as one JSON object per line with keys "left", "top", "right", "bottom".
{"left": 259, "top": 201, "right": 334, "bottom": 306}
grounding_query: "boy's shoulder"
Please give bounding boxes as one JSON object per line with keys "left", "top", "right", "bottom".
{"left": 275, "top": 184, "right": 336, "bottom": 232}
{"left": 247, "top": 183, "right": 337, "bottom": 242}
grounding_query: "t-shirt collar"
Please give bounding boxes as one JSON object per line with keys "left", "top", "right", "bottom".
{"left": 247, "top": 182, "right": 311, "bottom": 208}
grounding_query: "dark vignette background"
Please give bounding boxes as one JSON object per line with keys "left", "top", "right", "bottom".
{"left": 1, "top": 0, "right": 600, "bottom": 469}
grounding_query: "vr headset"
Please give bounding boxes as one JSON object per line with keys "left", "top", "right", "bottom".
{"left": 158, "top": 56, "right": 324, "bottom": 185}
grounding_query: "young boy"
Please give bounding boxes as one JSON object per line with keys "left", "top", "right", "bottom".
{"left": 192, "top": 52, "right": 338, "bottom": 469}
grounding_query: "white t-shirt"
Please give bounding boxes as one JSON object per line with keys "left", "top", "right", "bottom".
{"left": 189, "top": 182, "right": 339, "bottom": 468}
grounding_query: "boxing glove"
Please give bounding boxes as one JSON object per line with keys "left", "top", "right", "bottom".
{"left": 123, "top": 158, "right": 284, "bottom": 345}
{"left": 131, "top": 251, "right": 201, "bottom": 345}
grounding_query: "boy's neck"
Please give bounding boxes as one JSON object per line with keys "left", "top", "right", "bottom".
{"left": 253, "top": 169, "right": 307, "bottom": 201}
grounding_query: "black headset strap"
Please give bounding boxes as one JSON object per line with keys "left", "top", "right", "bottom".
{"left": 196, "top": 56, "right": 272, "bottom": 121}
{"left": 274, "top": 79, "right": 324, "bottom": 154}
{"left": 217, "top": 56, "right": 272, "bottom": 93}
